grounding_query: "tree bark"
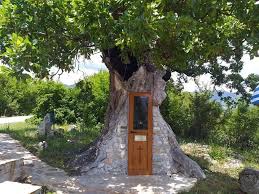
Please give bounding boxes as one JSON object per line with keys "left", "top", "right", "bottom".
{"left": 69, "top": 54, "right": 205, "bottom": 179}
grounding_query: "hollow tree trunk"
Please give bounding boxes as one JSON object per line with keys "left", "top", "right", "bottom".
{"left": 70, "top": 51, "right": 205, "bottom": 179}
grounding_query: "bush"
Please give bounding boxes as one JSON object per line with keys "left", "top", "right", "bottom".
{"left": 188, "top": 91, "right": 223, "bottom": 140}
{"left": 74, "top": 71, "right": 109, "bottom": 129}
{"left": 0, "top": 71, "right": 21, "bottom": 116}
{"left": 26, "top": 116, "right": 42, "bottom": 125}
{"left": 32, "top": 81, "right": 76, "bottom": 124}
{"left": 17, "top": 71, "right": 109, "bottom": 129}
{"left": 0, "top": 67, "right": 37, "bottom": 116}
{"left": 161, "top": 83, "right": 192, "bottom": 136}
{"left": 161, "top": 84, "right": 223, "bottom": 140}
{"left": 214, "top": 102, "right": 259, "bottom": 149}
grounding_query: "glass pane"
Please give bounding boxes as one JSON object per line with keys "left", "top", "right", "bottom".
{"left": 133, "top": 96, "right": 148, "bottom": 130}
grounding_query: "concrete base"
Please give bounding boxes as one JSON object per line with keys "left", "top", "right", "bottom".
{"left": 0, "top": 159, "right": 25, "bottom": 182}
{"left": 76, "top": 174, "right": 197, "bottom": 194}
{"left": 0, "top": 181, "right": 41, "bottom": 194}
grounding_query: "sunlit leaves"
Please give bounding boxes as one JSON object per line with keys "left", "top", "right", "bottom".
{"left": 0, "top": 0, "right": 89, "bottom": 77}
{"left": 0, "top": 0, "right": 259, "bottom": 93}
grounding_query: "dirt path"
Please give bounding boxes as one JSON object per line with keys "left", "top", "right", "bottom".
{"left": 0, "top": 133, "right": 197, "bottom": 194}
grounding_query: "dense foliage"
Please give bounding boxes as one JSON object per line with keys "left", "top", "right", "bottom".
{"left": 73, "top": 71, "right": 109, "bottom": 129}
{"left": 161, "top": 82, "right": 259, "bottom": 149}
{"left": 1, "top": 69, "right": 258, "bottom": 149}
{"left": 32, "top": 80, "right": 75, "bottom": 124}
{"left": 0, "top": 68, "right": 109, "bottom": 127}
{"left": 212, "top": 102, "right": 259, "bottom": 148}
{"left": 0, "top": 0, "right": 259, "bottom": 97}
{"left": 0, "top": 66, "right": 35, "bottom": 116}
{"left": 31, "top": 70, "right": 109, "bottom": 127}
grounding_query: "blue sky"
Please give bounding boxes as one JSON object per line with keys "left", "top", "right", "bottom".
{"left": 53, "top": 53, "right": 259, "bottom": 92}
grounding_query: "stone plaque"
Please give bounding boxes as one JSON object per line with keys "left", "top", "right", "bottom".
{"left": 134, "top": 135, "right": 147, "bottom": 142}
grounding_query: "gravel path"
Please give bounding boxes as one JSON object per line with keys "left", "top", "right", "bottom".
{"left": 0, "top": 133, "right": 197, "bottom": 194}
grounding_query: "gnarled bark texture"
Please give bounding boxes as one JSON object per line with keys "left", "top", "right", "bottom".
{"left": 70, "top": 62, "right": 205, "bottom": 179}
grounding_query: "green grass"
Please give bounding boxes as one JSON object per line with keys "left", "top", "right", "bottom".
{"left": 181, "top": 172, "right": 242, "bottom": 194}
{"left": 179, "top": 138, "right": 259, "bottom": 194}
{"left": 0, "top": 122, "right": 100, "bottom": 172}
{"left": 208, "top": 145, "right": 229, "bottom": 160}
{"left": 0, "top": 123, "right": 258, "bottom": 193}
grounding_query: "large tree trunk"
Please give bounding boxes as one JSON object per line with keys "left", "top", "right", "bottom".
{"left": 70, "top": 51, "right": 205, "bottom": 179}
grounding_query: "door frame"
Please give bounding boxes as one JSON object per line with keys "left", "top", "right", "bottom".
{"left": 128, "top": 92, "right": 153, "bottom": 175}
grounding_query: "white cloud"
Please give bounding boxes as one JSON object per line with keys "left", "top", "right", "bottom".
{"left": 171, "top": 72, "right": 213, "bottom": 92}
{"left": 54, "top": 53, "right": 259, "bottom": 91}
{"left": 240, "top": 55, "right": 259, "bottom": 78}
{"left": 76, "top": 52, "right": 106, "bottom": 71}
{"left": 182, "top": 75, "right": 212, "bottom": 92}
{"left": 54, "top": 69, "right": 99, "bottom": 85}
{"left": 52, "top": 53, "right": 107, "bottom": 85}
{"left": 180, "top": 54, "right": 259, "bottom": 92}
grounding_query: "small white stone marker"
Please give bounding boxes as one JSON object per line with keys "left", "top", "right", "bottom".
{"left": 0, "top": 181, "right": 42, "bottom": 194}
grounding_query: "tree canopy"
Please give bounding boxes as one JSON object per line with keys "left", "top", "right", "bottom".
{"left": 0, "top": 0, "right": 259, "bottom": 90}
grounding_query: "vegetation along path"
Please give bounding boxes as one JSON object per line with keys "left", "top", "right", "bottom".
{"left": 0, "top": 133, "right": 197, "bottom": 194}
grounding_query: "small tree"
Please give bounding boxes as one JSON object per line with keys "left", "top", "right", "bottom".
{"left": 32, "top": 81, "right": 76, "bottom": 124}
{"left": 161, "top": 83, "right": 192, "bottom": 137}
{"left": 188, "top": 92, "right": 222, "bottom": 140}
{"left": 226, "top": 102, "right": 259, "bottom": 148}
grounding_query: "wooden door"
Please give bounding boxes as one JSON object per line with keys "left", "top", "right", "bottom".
{"left": 128, "top": 92, "right": 153, "bottom": 175}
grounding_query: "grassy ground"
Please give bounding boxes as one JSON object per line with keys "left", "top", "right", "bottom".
{"left": 179, "top": 138, "right": 259, "bottom": 194}
{"left": 0, "top": 122, "right": 100, "bottom": 171}
{"left": 0, "top": 122, "right": 258, "bottom": 194}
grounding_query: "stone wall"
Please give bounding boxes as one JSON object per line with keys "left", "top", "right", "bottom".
{"left": 80, "top": 67, "right": 205, "bottom": 179}
{"left": 81, "top": 99, "right": 129, "bottom": 175}
{"left": 152, "top": 106, "right": 174, "bottom": 174}
{"left": 82, "top": 97, "right": 178, "bottom": 176}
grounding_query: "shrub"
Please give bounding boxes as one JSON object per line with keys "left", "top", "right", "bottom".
{"left": 188, "top": 91, "right": 223, "bottom": 140}
{"left": 161, "top": 84, "right": 223, "bottom": 140}
{"left": 32, "top": 81, "right": 76, "bottom": 124}
{"left": 216, "top": 102, "right": 259, "bottom": 149}
{"left": 0, "top": 67, "right": 37, "bottom": 116}
{"left": 161, "top": 84, "right": 192, "bottom": 136}
{"left": 74, "top": 71, "right": 109, "bottom": 129}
